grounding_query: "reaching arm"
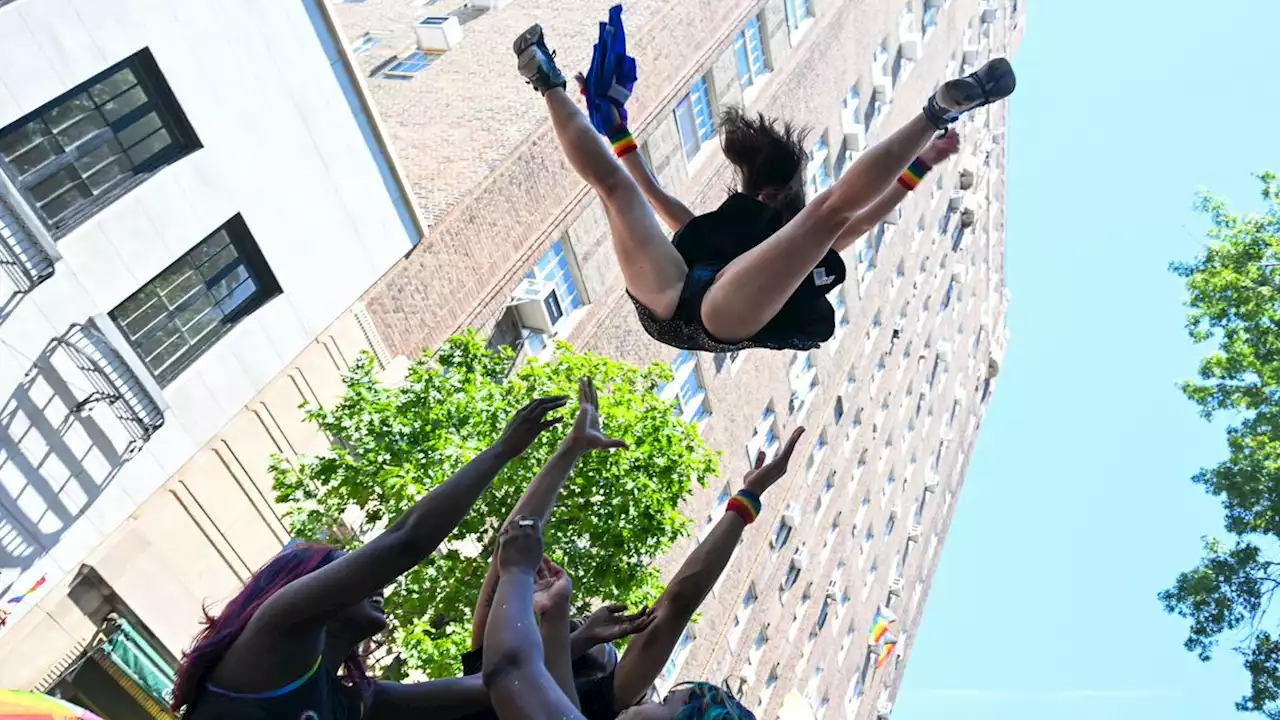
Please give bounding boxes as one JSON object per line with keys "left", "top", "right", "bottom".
{"left": 484, "top": 518, "right": 586, "bottom": 720}
{"left": 834, "top": 129, "right": 960, "bottom": 253}
{"left": 831, "top": 184, "right": 909, "bottom": 253}
{"left": 541, "top": 599, "right": 579, "bottom": 710}
{"left": 250, "top": 397, "right": 567, "bottom": 637}
{"left": 472, "top": 378, "right": 626, "bottom": 647}
{"left": 610, "top": 428, "right": 805, "bottom": 709}
{"left": 368, "top": 677, "right": 489, "bottom": 720}
{"left": 619, "top": 150, "right": 696, "bottom": 232}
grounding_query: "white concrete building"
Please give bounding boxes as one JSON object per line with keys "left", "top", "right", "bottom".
{"left": 0, "top": 0, "right": 418, "bottom": 709}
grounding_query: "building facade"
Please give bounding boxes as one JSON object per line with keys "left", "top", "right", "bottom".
{"left": 0, "top": 0, "right": 420, "bottom": 713}
{"left": 0, "top": 0, "right": 1021, "bottom": 717}
{"left": 330, "top": 0, "right": 1022, "bottom": 717}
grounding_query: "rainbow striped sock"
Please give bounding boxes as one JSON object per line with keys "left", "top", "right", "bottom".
{"left": 608, "top": 126, "right": 638, "bottom": 158}
{"left": 897, "top": 157, "right": 932, "bottom": 191}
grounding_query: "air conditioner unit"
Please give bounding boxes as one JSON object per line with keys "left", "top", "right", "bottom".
{"left": 888, "top": 577, "right": 904, "bottom": 594}
{"left": 950, "top": 264, "right": 968, "bottom": 283}
{"left": 937, "top": 341, "right": 953, "bottom": 363}
{"left": 958, "top": 169, "right": 976, "bottom": 191}
{"left": 962, "top": 37, "right": 981, "bottom": 65}
{"left": 876, "top": 700, "right": 894, "bottom": 719}
{"left": 415, "top": 16, "right": 463, "bottom": 53}
{"left": 883, "top": 206, "right": 902, "bottom": 226}
{"left": 509, "top": 278, "right": 564, "bottom": 334}
{"left": 900, "top": 33, "right": 923, "bottom": 61}
{"left": 907, "top": 523, "right": 923, "bottom": 540}
{"left": 842, "top": 112, "right": 867, "bottom": 151}
{"left": 923, "top": 478, "right": 939, "bottom": 493}
{"left": 981, "top": 5, "right": 999, "bottom": 23}
{"left": 872, "top": 70, "right": 893, "bottom": 103}
{"left": 948, "top": 193, "right": 965, "bottom": 211}
{"left": 960, "top": 208, "right": 977, "bottom": 228}
{"left": 792, "top": 547, "right": 809, "bottom": 570}
{"left": 826, "top": 580, "right": 840, "bottom": 600}
{"left": 988, "top": 357, "right": 1001, "bottom": 379}
{"left": 473, "top": 0, "right": 512, "bottom": 8}
{"left": 782, "top": 504, "right": 802, "bottom": 528}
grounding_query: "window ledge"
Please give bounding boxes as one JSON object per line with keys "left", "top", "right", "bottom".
{"left": 742, "top": 72, "right": 773, "bottom": 106}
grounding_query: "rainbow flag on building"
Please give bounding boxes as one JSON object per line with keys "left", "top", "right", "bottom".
{"left": 6, "top": 574, "right": 46, "bottom": 604}
{"left": 875, "top": 634, "right": 899, "bottom": 669}
{"left": 867, "top": 605, "right": 897, "bottom": 644}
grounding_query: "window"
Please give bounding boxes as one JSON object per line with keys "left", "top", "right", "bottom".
{"left": 782, "top": 556, "right": 803, "bottom": 590}
{"left": 729, "top": 584, "right": 757, "bottom": 647}
{"left": 382, "top": 50, "right": 434, "bottom": 79}
{"left": 883, "top": 471, "right": 897, "bottom": 500}
{"left": 747, "top": 406, "right": 781, "bottom": 462}
{"left": 110, "top": 215, "right": 278, "bottom": 386}
{"left": 352, "top": 33, "right": 381, "bottom": 55}
{"left": 789, "top": 352, "right": 819, "bottom": 415}
{"left": 521, "top": 239, "right": 584, "bottom": 353}
{"left": 833, "top": 396, "right": 845, "bottom": 425}
{"left": 699, "top": 484, "right": 731, "bottom": 541}
{"left": 884, "top": 509, "right": 897, "bottom": 537}
{"left": 734, "top": 17, "right": 770, "bottom": 89}
{"left": 773, "top": 503, "right": 799, "bottom": 548}
{"left": 806, "top": 429, "right": 828, "bottom": 481}
{"left": 784, "top": 0, "right": 814, "bottom": 32}
{"left": 0, "top": 51, "right": 200, "bottom": 235}
{"left": 675, "top": 76, "right": 715, "bottom": 162}
{"left": 806, "top": 136, "right": 833, "bottom": 199}
{"left": 923, "top": 2, "right": 939, "bottom": 35}
{"left": 815, "top": 472, "right": 835, "bottom": 513}
{"left": 714, "top": 350, "right": 743, "bottom": 374}
{"left": 657, "top": 628, "right": 697, "bottom": 693}
{"left": 863, "top": 562, "right": 878, "bottom": 600}
{"left": 663, "top": 351, "right": 712, "bottom": 424}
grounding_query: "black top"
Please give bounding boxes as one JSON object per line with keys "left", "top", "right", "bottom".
{"left": 186, "top": 658, "right": 364, "bottom": 720}
{"left": 458, "top": 646, "right": 620, "bottom": 720}
{"left": 631, "top": 193, "right": 846, "bottom": 353}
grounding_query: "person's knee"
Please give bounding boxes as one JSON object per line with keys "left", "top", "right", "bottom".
{"left": 594, "top": 164, "right": 633, "bottom": 200}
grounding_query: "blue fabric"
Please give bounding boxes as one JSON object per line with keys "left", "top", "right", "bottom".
{"left": 584, "top": 4, "right": 637, "bottom": 135}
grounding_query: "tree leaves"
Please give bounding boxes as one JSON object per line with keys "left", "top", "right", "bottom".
{"left": 1165, "top": 171, "right": 1280, "bottom": 718}
{"left": 271, "top": 331, "right": 718, "bottom": 678}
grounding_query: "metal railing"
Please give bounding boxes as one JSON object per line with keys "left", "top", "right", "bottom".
{"left": 0, "top": 194, "right": 54, "bottom": 293}
{"left": 53, "top": 323, "right": 165, "bottom": 459}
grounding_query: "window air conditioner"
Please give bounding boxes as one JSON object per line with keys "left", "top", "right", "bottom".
{"left": 888, "top": 577, "right": 904, "bottom": 594}
{"left": 950, "top": 264, "right": 968, "bottom": 283}
{"left": 415, "top": 16, "right": 463, "bottom": 53}
{"left": 958, "top": 169, "right": 976, "bottom": 191}
{"left": 907, "top": 524, "right": 922, "bottom": 540}
{"left": 937, "top": 341, "right": 953, "bottom": 363}
{"left": 792, "top": 547, "right": 809, "bottom": 570}
{"left": 872, "top": 70, "right": 893, "bottom": 103}
{"left": 842, "top": 113, "right": 867, "bottom": 151}
{"left": 882, "top": 206, "right": 901, "bottom": 226}
{"left": 509, "top": 278, "right": 564, "bottom": 334}
{"left": 826, "top": 581, "right": 840, "bottom": 600}
{"left": 960, "top": 208, "right": 977, "bottom": 229}
{"left": 783, "top": 504, "right": 802, "bottom": 528}
{"left": 473, "top": 0, "right": 513, "bottom": 8}
{"left": 900, "top": 34, "right": 922, "bottom": 61}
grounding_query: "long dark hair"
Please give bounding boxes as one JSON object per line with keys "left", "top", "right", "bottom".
{"left": 170, "top": 543, "right": 372, "bottom": 713}
{"left": 720, "top": 107, "right": 810, "bottom": 222}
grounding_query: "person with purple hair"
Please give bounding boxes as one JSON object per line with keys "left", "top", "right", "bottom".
{"left": 170, "top": 386, "right": 621, "bottom": 720}
{"left": 513, "top": 7, "right": 1014, "bottom": 355}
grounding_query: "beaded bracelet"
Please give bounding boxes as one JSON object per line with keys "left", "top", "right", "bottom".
{"left": 896, "top": 157, "right": 933, "bottom": 191}
{"left": 726, "top": 489, "right": 762, "bottom": 524}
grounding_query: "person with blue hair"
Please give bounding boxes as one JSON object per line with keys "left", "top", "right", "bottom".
{"left": 514, "top": 7, "right": 1013, "bottom": 355}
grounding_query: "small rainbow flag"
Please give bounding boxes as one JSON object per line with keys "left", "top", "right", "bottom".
{"left": 867, "top": 605, "right": 897, "bottom": 644}
{"left": 875, "top": 634, "right": 899, "bottom": 669}
{"left": 7, "top": 574, "right": 47, "bottom": 604}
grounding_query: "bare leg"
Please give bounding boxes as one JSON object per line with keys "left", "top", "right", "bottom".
{"left": 543, "top": 88, "right": 687, "bottom": 319}
{"left": 702, "top": 114, "right": 939, "bottom": 341}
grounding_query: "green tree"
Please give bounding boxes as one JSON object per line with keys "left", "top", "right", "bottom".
{"left": 271, "top": 331, "right": 718, "bottom": 679}
{"left": 1162, "top": 171, "right": 1280, "bottom": 717}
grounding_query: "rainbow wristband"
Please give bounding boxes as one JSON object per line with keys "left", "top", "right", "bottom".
{"left": 897, "top": 157, "right": 932, "bottom": 191}
{"left": 726, "top": 489, "right": 762, "bottom": 524}
{"left": 608, "top": 127, "right": 638, "bottom": 158}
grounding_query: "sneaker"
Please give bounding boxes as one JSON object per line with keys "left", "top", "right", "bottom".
{"left": 923, "top": 57, "right": 1016, "bottom": 128}
{"left": 514, "top": 24, "right": 567, "bottom": 95}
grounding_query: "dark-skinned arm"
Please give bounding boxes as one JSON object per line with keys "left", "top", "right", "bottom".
{"left": 247, "top": 397, "right": 566, "bottom": 639}
{"left": 610, "top": 428, "right": 805, "bottom": 710}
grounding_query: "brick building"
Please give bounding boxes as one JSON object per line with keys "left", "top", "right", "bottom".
{"left": 330, "top": 0, "right": 1023, "bottom": 717}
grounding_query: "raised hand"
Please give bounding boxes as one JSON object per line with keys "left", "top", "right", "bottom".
{"left": 576, "top": 603, "right": 655, "bottom": 645}
{"left": 497, "top": 516, "right": 545, "bottom": 575}
{"left": 920, "top": 128, "right": 960, "bottom": 165}
{"left": 495, "top": 396, "right": 569, "bottom": 460}
{"left": 532, "top": 557, "right": 573, "bottom": 616}
{"left": 566, "top": 377, "right": 627, "bottom": 452}
{"left": 743, "top": 427, "right": 805, "bottom": 497}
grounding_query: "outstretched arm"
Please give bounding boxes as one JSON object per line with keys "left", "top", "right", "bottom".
{"left": 484, "top": 517, "right": 585, "bottom": 720}
{"left": 610, "top": 428, "right": 806, "bottom": 709}
{"left": 472, "top": 378, "right": 626, "bottom": 648}
{"left": 833, "top": 129, "right": 960, "bottom": 253}
{"left": 619, "top": 150, "right": 696, "bottom": 232}
{"left": 250, "top": 397, "right": 567, "bottom": 638}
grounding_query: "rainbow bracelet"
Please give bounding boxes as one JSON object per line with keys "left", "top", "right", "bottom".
{"left": 726, "top": 489, "right": 762, "bottom": 524}
{"left": 608, "top": 126, "right": 638, "bottom": 158}
{"left": 897, "top": 157, "right": 932, "bottom": 191}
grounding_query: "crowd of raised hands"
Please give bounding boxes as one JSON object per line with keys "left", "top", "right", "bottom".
{"left": 173, "top": 377, "right": 802, "bottom": 720}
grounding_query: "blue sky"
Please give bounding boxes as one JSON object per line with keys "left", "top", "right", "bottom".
{"left": 894, "top": 2, "right": 1279, "bottom": 719}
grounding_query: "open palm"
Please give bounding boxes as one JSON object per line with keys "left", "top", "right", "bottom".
{"left": 568, "top": 377, "right": 627, "bottom": 452}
